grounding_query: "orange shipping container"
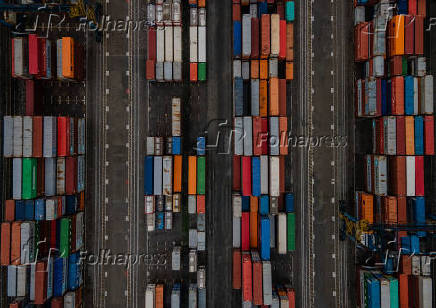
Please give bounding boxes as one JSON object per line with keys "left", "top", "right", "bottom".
{"left": 405, "top": 116, "right": 415, "bottom": 155}
{"left": 383, "top": 196, "right": 397, "bottom": 224}
{"left": 400, "top": 254, "right": 412, "bottom": 274}
{"left": 198, "top": 0, "right": 205, "bottom": 7}
{"left": 279, "top": 117, "right": 288, "bottom": 155}
{"left": 250, "top": 211, "right": 258, "bottom": 248}
{"left": 361, "top": 193, "right": 374, "bottom": 224}
{"left": 269, "top": 77, "right": 279, "bottom": 116}
{"left": 188, "top": 156, "right": 197, "bottom": 194}
{"left": 397, "top": 196, "right": 407, "bottom": 224}
{"left": 259, "top": 80, "right": 268, "bottom": 116}
{"left": 286, "top": 62, "right": 294, "bottom": 80}
{"left": 190, "top": 63, "right": 198, "bottom": 81}
{"left": 155, "top": 284, "right": 164, "bottom": 308}
{"left": 391, "top": 76, "right": 404, "bottom": 115}
{"left": 34, "top": 261, "right": 47, "bottom": 304}
{"left": 286, "top": 23, "right": 294, "bottom": 61}
{"left": 259, "top": 60, "right": 268, "bottom": 80}
{"left": 260, "top": 14, "right": 270, "bottom": 59}
{"left": 11, "top": 222, "right": 21, "bottom": 265}
{"left": 399, "top": 274, "right": 409, "bottom": 308}
{"left": 146, "top": 60, "right": 155, "bottom": 80}
{"left": 62, "top": 37, "right": 75, "bottom": 79}
{"left": 1, "top": 223, "right": 11, "bottom": 265}
{"left": 279, "top": 79, "right": 287, "bottom": 116}
{"left": 251, "top": 60, "right": 259, "bottom": 79}
{"left": 5, "top": 200, "right": 15, "bottom": 221}
{"left": 389, "top": 15, "right": 405, "bottom": 56}
{"left": 173, "top": 155, "right": 182, "bottom": 192}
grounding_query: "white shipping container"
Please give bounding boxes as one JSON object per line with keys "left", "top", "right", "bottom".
{"left": 172, "top": 247, "right": 181, "bottom": 271}
{"left": 262, "top": 261, "right": 273, "bottom": 305}
{"left": 174, "top": 25, "right": 182, "bottom": 62}
{"left": 374, "top": 155, "right": 387, "bottom": 196}
{"left": 172, "top": 97, "right": 181, "bottom": 136}
{"left": 147, "top": 3, "right": 156, "bottom": 25}
{"left": 251, "top": 79, "right": 260, "bottom": 116}
{"left": 43, "top": 116, "right": 57, "bottom": 157}
{"left": 16, "top": 265, "right": 27, "bottom": 297}
{"left": 13, "top": 116, "right": 23, "bottom": 157}
{"left": 379, "top": 276, "right": 390, "bottom": 308}
{"left": 420, "top": 75, "right": 434, "bottom": 114}
{"left": 418, "top": 276, "right": 432, "bottom": 308}
{"left": 242, "top": 14, "right": 251, "bottom": 58}
{"left": 384, "top": 117, "right": 396, "bottom": 155}
{"left": 56, "top": 157, "right": 66, "bottom": 195}
{"left": 199, "top": 8, "right": 206, "bottom": 26}
{"left": 271, "top": 294, "right": 280, "bottom": 308}
{"left": 269, "top": 58, "right": 278, "bottom": 78}
{"left": 354, "top": 6, "right": 365, "bottom": 25}
{"left": 250, "top": 3, "right": 257, "bottom": 18}
{"left": 189, "top": 250, "right": 197, "bottom": 272}
{"left": 233, "top": 216, "right": 241, "bottom": 248}
{"left": 233, "top": 60, "right": 242, "bottom": 78}
{"left": 406, "top": 156, "right": 415, "bottom": 196}
{"left": 198, "top": 26, "right": 206, "bottom": 62}
{"left": 45, "top": 198, "right": 58, "bottom": 221}
{"left": 64, "top": 292, "right": 76, "bottom": 308}
{"left": 145, "top": 284, "right": 156, "bottom": 308}
{"left": 269, "top": 117, "right": 279, "bottom": 156}
{"left": 270, "top": 14, "right": 280, "bottom": 57}
{"left": 188, "top": 195, "right": 197, "bottom": 214}
{"left": 373, "top": 56, "right": 384, "bottom": 77}
{"left": 190, "top": 7, "right": 198, "bottom": 26}
{"left": 156, "top": 27, "right": 165, "bottom": 62}
{"left": 234, "top": 117, "right": 244, "bottom": 156}
{"left": 172, "top": 1, "right": 181, "bottom": 24}
{"left": 233, "top": 194, "right": 242, "bottom": 217}
{"left": 146, "top": 137, "right": 155, "bottom": 155}
{"left": 277, "top": 213, "right": 287, "bottom": 254}
{"left": 154, "top": 156, "right": 163, "bottom": 195}
{"left": 23, "top": 116, "right": 32, "bottom": 157}
{"left": 260, "top": 155, "right": 268, "bottom": 195}
{"left": 421, "top": 256, "right": 431, "bottom": 276}
{"left": 197, "top": 266, "right": 206, "bottom": 289}
{"left": 189, "top": 26, "right": 198, "bottom": 62}
{"left": 145, "top": 195, "right": 155, "bottom": 214}
{"left": 20, "top": 222, "right": 35, "bottom": 264}
{"left": 415, "top": 57, "right": 426, "bottom": 77}
{"left": 147, "top": 213, "right": 155, "bottom": 232}
{"left": 412, "top": 255, "right": 421, "bottom": 275}
{"left": 13, "top": 158, "right": 22, "bottom": 200}
{"left": 4, "top": 116, "right": 13, "bottom": 157}
{"left": 189, "top": 284, "right": 198, "bottom": 308}
{"left": 269, "top": 156, "right": 280, "bottom": 197}
{"left": 243, "top": 116, "right": 252, "bottom": 156}
{"left": 162, "top": 156, "right": 173, "bottom": 196}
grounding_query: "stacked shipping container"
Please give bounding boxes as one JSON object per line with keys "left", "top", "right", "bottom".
{"left": 233, "top": 0, "right": 296, "bottom": 306}
{"left": 189, "top": 1, "right": 207, "bottom": 81}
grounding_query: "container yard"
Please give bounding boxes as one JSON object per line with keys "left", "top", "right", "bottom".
{"left": 0, "top": 0, "right": 435, "bottom": 307}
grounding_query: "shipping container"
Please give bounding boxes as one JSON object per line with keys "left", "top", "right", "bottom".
{"left": 241, "top": 212, "right": 250, "bottom": 251}
{"left": 260, "top": 14, "right": 270, "bottom": 59}
{"left": 269, "top": 157, "right": 280, "bottom": 196}
{"left": 233, "top": 249, "right": 242, "bottom": 289}
{"left": 242, "top": 252, "right": 252, "bottom": 302}
{"left": 287, "top": 213, "right": 296, "bottom": 251}
{"left": 242, "top": 156, "right": 252, "bottom": 196}
{"left": 260, "top": 216, "right": 270, "bottom": 260}
{"left": 278, "top": 213, "right": 287, "bottom": 254}
{"left": 270, "top": 14, "right": 280, "bottom": 57}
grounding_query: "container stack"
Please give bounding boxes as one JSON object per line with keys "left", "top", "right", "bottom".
{"left": 232, "top": 0, "right": 296, "bottom": 306}
{"left": 189, "top": 0, "right": 207, "bottom": 81}
{"left": 2, "top": 116, "right": 86, "bottom": 306}
{"left": 146, "top": 0, "right": 183, "bottom": 82}
{"left": 353, "top": 1, "right": 435, "bottom": 306}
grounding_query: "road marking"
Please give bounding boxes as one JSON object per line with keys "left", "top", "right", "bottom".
{"left": 330, "top": 51, "right": 334, "bottom": 57}
{"left": 106, "top": 52, "right": 110, "bottom": 56}
{"left": 126, "top": 124, "right": 130, "bottom": 130}
{"left": 330, "top": 88, "right": 334, "bottom": 93}
{"left": 331, "top": 197, "right": 335, "bottom": 203}
{"left": 106, "top": 106, "right": 109, "bottom": 112}
{"left": 106, "top": 70, "right": 110, "bottom": 76}
{"left": 126, "top": 71, "right": 130, "bottom": 76}
{"left": 105, "top": 216, "right": 108, "bottom": 221}
{"left": 331, "top": 105, "right": 334, "bottom": 111}
{"left": 105, "top": 125, "right": 109, "bottom": 130}
{"left": 105, "top": 144, "right": 109, "bottom": 149}
{"left": 126, "top": 143, "right": 129, "bottom": 148}
{"left": 105, "top": 291, "right": 108, "bottom": 296}
{"left": 332, "top": 254, "right": 336, "bottom": 259}
{"left": 106, "top": 33, "right": 109, "bottom": 39}
{"left": 125, "top": 290, "right": 128, "bottom": 296}
{"left": 105, "top": 272, "right": 108, "bottom": 278}
{"left": 125, "top": 216, "right": 129, "bottom": 221}
{"left": 105, "top": 235, "right": 108, "bottom": 240}
{"left": 105, "top": 161, "right": 109, "bottom": 166}
{"left": 126, "top": 52, "right": 129, "bottom": 56}
{"left": 330, "top": 70, "right": 334, "bottom": 75}
{"left": 330, "top": 124, "right": 334, "bottom": 130}
{"left": 105, "top": 198, "right": 109, "bottom": 203}
{"left": 333, "top": 291, "right": 336, "bottom": 297}
{"left": 126, "top": 106, "right": 130, "bottom": 112}
{"left": 330, "top": 16, "right": 334, "bottom": 21}
{"left": 106, "top": 89, "right": 110, "bottom": 95}
{"left": 331, "top": 235, "right": 335, "bottom": 240}
{"left": 331, "top": 216, "right": 335, "bottom": 222}
{"left": 331, "top": 161, "right": 335, "bottom": 166}
{"left": 332, "top": 272, "right": 336, "bottom": 278}
{"left": 331, "top": 34, "right": 334, "bottom": 39}
{"left": 105, "top": 179, "right": 109, "bottom": 184}
{"left": 311, "top": 70, "right": 315, "bottom": 75}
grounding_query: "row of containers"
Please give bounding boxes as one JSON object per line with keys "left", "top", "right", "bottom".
{"left": 12, "top": 35, "right": 85, "bottom": 81}
{"left": 145, "top": 280, "right": 206, "bottom": 308}
{"left": 233, "top": 1, "right": 296, "bottom": 307}
{"left": 2, "top": 115, "right": 86, "bottom": 306}
{"left": 145, "top": 0, "right": 207, "bottom": 82}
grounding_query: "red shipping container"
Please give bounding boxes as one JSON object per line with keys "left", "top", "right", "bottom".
{"left": 11, "top": 222, "right": 21, "bottom": 265}
{"left": 390, "top": 56, "right": 403, "bottom": 77}
{"left": 400, "top": 255, "right": 412, "bottom": 274}
{"left": 355, "top": 22, "right": 370, "bottom": 62}
{"left": 242, "top": 253, "right": 252, "bottom": 302}
{"left": 260, "top": 14, "right": 270, "bottom": 59}
{"left": 197, "top": 195, "right": 206, "bottom": 214}
{"left": 25, "top": 80, "right": 34, "bottom": 116}
{"left": 409, "top": 0, "right": 417, "bottom": 15}
{"left": 72, "top": 118, "right": 78, "bottom": 156}
{"left": 404, "top": 15, "right": 414, "bottom": 55}
{"left": 417, "top": 0, "right": 426, "bottom": 17}
{"left": 147, "top": 29, "right": 156, "bottom": 60}
{"left": 253, "top": 117, "right": 262, "bottom": 155}
{"left": 397, "top": 196, "right": 407, "bottom": 224}
{"left": 146, "top": 60, "right": 155, "bottom": 80}
{"left": 190, "top": 63, "right": 198, "bottom": 81}
{"left": 34, "top": 261, "right": 47, "bottom": 304}
{"left": 232, "top": 249, "right": 241, "bottom": 289}
{"left": 261, "top": 118, "right": 268, "bottom": 155}
{"left": 279, "top": 79, "right": 287, "bottom": 116}
{"left": 233, "top": 4, "right": 241, "bottom": 21}
{"left": 252, "top": 256, "right": 263, "bottom": 305}
{"left": 414, "top": 16, "right": 424, "bottom": 55}
{"left": 396, "top": 116, "right": 406, "bottom": 155}
{"left": 1, "top": 223, "right": 11, "bottom": 265}
{"left": 38, "top": 38, "right": 47, "bottom": 78}
{"left": 5, "top": 200, "right": 15, "bottom": 221}
{"left": 29, "top": 34, "right": 40, "bottom": 75}
{"left": 391, "top": 76, "right": 404, "bottom": 115}
{"left": 287, "top": 288, "right": 296, "bottom": 308}
{"left": 57, "top": 117, "right": 70, "bottom": 157}
{"left": 389, "top": 156, "right": 406, "bottom": 196}
{"left": 279, "top": 20, "right": 286, "bottom": 60}
{"left": 233, "top": 155, "right": 241, "bottom": 191}
{"left": 32, "top": 116, "right": 43, "bottom": 157}
{"left": 424, "top": 115, "right": 434, "bottom": 155}
{"left": 415, "top": 156, "right": 424, "bottom": 196}
{"left": 399, "top": 274, "right": 409, "bottom": 308}
{"left": 241, "top": 212, "right": 250, "bottom": 251}
{"left": 66, "top": 156, "right": 77, "bottom": 194}
{"left": 242, "top": 156, "right": 252, "bottom": 196}
{"left": 251, "top": 18, "right": 260, "bottom": 59}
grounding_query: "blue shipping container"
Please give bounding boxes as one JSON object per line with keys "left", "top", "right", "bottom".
{"left": 404, "top": 76, "right": 414, "bottom": 115}
{"left": 285, "top": 193, "right": 294, "bottom": 213}
{"left": 234, "top": 78, "right": 244, "bottom": 116}
{"left": 412, "top": 197, "right": 426, "bottom": 237}
{"left": 24, "top": 200, "right": 34, "bottom": 220}
{"left": 35, "top": 199, "right": 45, "bottom": 220}
{"left": 414, "top": 116, "right": 424, "bottom": 155}
{"left": 387, "top": 79, "right": 392, "bottom": 115}
{"left": 259, "top": 195, "right": 269, "bottom": 216}
{"left": 233, "top": 21, "right": 242, "bottom": 57}
{"left": 258, "top": 2, "right": 268, "bottom": 17}
{"left": 197, "top": 137, "right": 206, "bottom": 156}
{"left": 144, "top": 156, "right": 153, "bottom": 195}
{"left": 15, "top": 200, "right": 25, "bottom": 221}
{"left": 260, "top": 216, "right": 270, "bottom": 260}
{"left": 251, "top": 156, "right": 261, "bottom": 197}
{"left": 156, "top": 212, "right": 165, "bottom": 230}
{"left": 367, "top": 277, "right": 381, "bottom": 308}
{"left": 381, "top": 79, "right": 387, "bottom": 116}
{"left": 68, "top": 252, "right": 80, "bottom": 290}
{"left": 397, "top": 0, "right": 408, "bottom": 14}
{"left": 172, "top": 137, "right": 182, "bottom": 155}
{"left": 66, "top": 195, "right": 77, "bottom": 215}
{"left": 53, "top": 257, "right": 67, "bottom": 297}
{"left": 242, "top": 196, "right": 250, "bottom": 212}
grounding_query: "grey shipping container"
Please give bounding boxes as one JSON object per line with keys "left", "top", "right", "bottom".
{"left": 233, "top": 216, "right": 241, "bottom": 248}
{"left": 189, "top": 26, "right": 198, "bottom": 62}
{"left": 269, "top": 214, "right": 276, "bottom": 248}
{"left": 260, "top": 156, "right": 268, "bottom": 195}
{"left": 16, "top": 265, "right": 27, "bottom": 297}
{"left": 173, "top": 62, "right": 182, "bottom": 81}
{"left": 277, "top": 213, "right": 287, "bottom": 254}
{"left": 198, "top": 8, "right": 206, "bottom": 26}
{"left": 374, "top": 155, "right": 387, "bottom": 196}
{"left": 242, "top": 61, "right": 250, "bottom": 80}
{"left": 242, "top": 14, "right": 251, "bottom": 58}
{"left": 7, "top": 265, "right": 17, "bottom": 297}
{"left": 189, "top": 284, "right": 198, "bottom": 308}
{"left": 13, "top": 116, "right": 23, "bottom": 157}
{"left": 155, "top": 137, "right": 164, "bottom": 155}
{"left": 13, "top": 158, "right": 22, "bottom": 200}
{"left": 20, "top": 222, "right": 35, "bottom": 264}
{"left": 197, "top": 214, "right": 206, "bottom": 232}
{"left": 146, "top": 137, "right": 155, "bottom": 155}
{"left": 233, "top": 60, "right": 242, "bottom": 78}
{"left": 162, "top": 156, "right": 173, "bottom": 195}
{"left": 172, "top": 246, "right": 181, "bottom": 271}
{"left": 198, "top": 231, "right": 206, "bottom": 251}
{"left": 190, "top": 8, "right": 198, "bottom": 26}
{"left": 251, "top": 79, "right": 260, "bottom": 116}
{"left": 174, "top": 26, "right": 182, "bottom": 62}
{"left": 418, "top": 276, "right": 432, "bottom": 307}
{"left": 189, "top": 250, "right": 197, "bottom": 272}
{"left": 64, "top": 292, "right": 76, "bottom": 308}
{"left": 234, "top": 117, "right": 244, "bottom": 156}
{"left": 197, "top": 266, "right": 206, "bottom": 289}
{"left": 165, "top": 195, "right": 172, "bottom": 211}
{"left": 269, "top": 157, "right": 280, "bottom": 197}
{"left": 270, "top": 196, "right": 279, "bottom": 215}
{"left": 153, "top": 156, "right": 163, "bottom": 195}
{"left": 156, "top": 62, "right": 164, "bottom": 81}
{"left": 384, "top": 116, "right": 396, "bottom": 155}
{"left": 233, "top": 194, "right": 242, "bottom": 217}
{"left": 164, "top": 25, "right": 173, "bottom": 62}
{"left": 147, "top": 213, "right": 155, "bottom": 232}
{"left": 243, "top": 116, "right": 252, "bottom": 156}
{"left": 420, "top": 75, "right": 434, "bottom": 114}
{"left": 269, "top": 117, "right": 279, "bottom": 155}
{"left": 198, "top": 288, "right": 206, "bottom": 308}
{"left": 145, "top": 284, "right": 155, "bottom": 308}
{"left": 77, "top": 155, "right": 85, "bottom": 192}
{"left": 43, "top": 116, "right": 57, "bottom": 157}
{"left": 30, "top": 263, "right": 35, "bottom": 301}
{"left": 198, "top": 26, "right": 206, "bottom": 62}
{"left": 78, "top": 118, "right": 85, "bottom": 155}
{"left": 189, "top": 229, "right": 198, "bottom": 248}
{"left": 269, "top": 58, "right": 278, "bottom": 78}
{"left": 171, "top": 288, "right": 181, "bottom": 308}
{"left": 271, "top": 294, "right": 280, "bottom": 308}
{"left": 188, "top": 195, "right": 197, "bottom": 214}
{"left": 250, "top": 3, "right": 257, "bottom": 17}
{"left": 172, "top": 97, "right": 181, "bottom": 136}
{"left": 4, "top": 116, "right": 13, "bottom": 157}
{"left": 165, "top": 211, "right": 173, "bottom": 230}
{"left": 164, "top": 62, "right": 173, "bottom": 81}
{"left": 23, "top": 116, "right": 32, "bottom": 157}
{"left": 234, "top": 78, "right": 243, "bottom": 116}
{"left": 262, "top": 261, "right": 273, "bottom": 305}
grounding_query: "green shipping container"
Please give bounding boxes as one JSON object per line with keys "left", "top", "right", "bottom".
{"left": 59, "top": 218, "right": 71, "bottom": 258}
{"left": 22, "top": 158, "right": 37, "bottom": 199}
{"left": 387, "top": 276, "right": 399, "bottom": 308}
{"left": 285, "top": 1, "right": 295, "bottom": 22}
{"left": 287, "top": 213, "right": 295, "bottom": 251}
{"left": 198, "top": 62, "right": 207, "bottom": 81}
{"left": 197, "top": 156, "right": 206, "bottom": 195}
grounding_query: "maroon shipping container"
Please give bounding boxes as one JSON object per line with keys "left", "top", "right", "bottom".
{"left": 37, "top": 158, "right": 45, "bottom": 196}
{"left": 279, "top": 79, "right": 287, "bottom": 116}
{"left": 242, "top": 156, "right": 252, "bottom": 196}
{"left": 232, "top": 249, "right": 241, "bottom": 289}
{"left": 396, "top": 116, "right": 406, "bottom": 155}
{"left": 233, "top": 4, "right": 241, "bottom": 21}
{"left": 72, "top": 118, "right": 78, "bottom": 156}
{"left": 414, "top": 16, "right": 424, "bottom": 55}
{"left": 251, "top": 18, "right": 259, "bottom": 59}
{"left": 25, "top": 80, "right": 34, "bottom": 116}
{"left": 233, "top": 155, "right": 241, "bottom": 191}
{"left": 5, "top": 200, "right": 15, "bottom": 221}
{"left": 409, "top": 0, "right": 417, "bottom": 15}
{"left": 241, "top": 212, "right": 250, "bottom": 251}
{"left": 389, "top": 156, "right": 406, "bottom": 196}
{"left": 376, "top": 118, "right": 384, "bottom": 154}
{"left": 408, "top": 275, "right": 419, "bottom": 308}
{"left": 415, "top": 156, "right": 424, "bottom": 196}
{"left": 390, "top": 56, "right": 403, "bottom": 77}
{"left": 424, "top": 115, "right": 434, "bottom": 155}
{"left": 417, "top": 0, "right": 426, "bottom": 17}
{"left": 33, "top": 116, "right": 43, "bottom": 157}
{"left": 38, "top": 221, "right": 49, "bottom": 256}
{"left": 147, "top": 29, "right": 156, "bottom": 60}
{"left": 66, "top": 157, "right": 77, "bottom": 194}
{"left": 404, "top": 15, "right": 414, "bottom": 55}
{"left": 261, "top": 117, "right": 268, "bottom": 154}
{"left": 253, "top": 117, "right": 262, "bottom": 155}
{"left": 252, "top": 255, "right": 263, "bottom": 305}
{"left": 146, "top": 60, "right": 155, "bottom": 80}
{"left": 276, "top": 1, "right": 284, "bottom": 19}
{"left": 49, "top": 220, "right": 57, "bottom": 249}
{"left": 34, "top": 261, "right": 47, "bottom": 304}
{"left": 398, "top": 196, "right": 407, "bottom": 224}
